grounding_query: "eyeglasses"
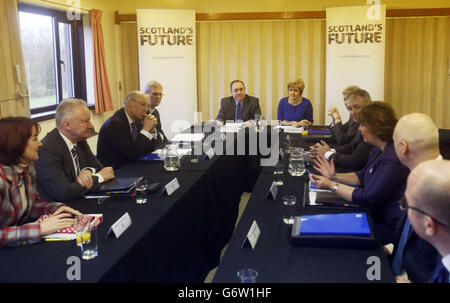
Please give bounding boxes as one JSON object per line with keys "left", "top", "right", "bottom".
{"left": 398, "top": 197, "right": 448, "bottom": 228}
{"left": 151, "top": 93, "right": 164, "bottom": 97}
{"left": 130, "top": 99, "right": 149, "bottom": 107}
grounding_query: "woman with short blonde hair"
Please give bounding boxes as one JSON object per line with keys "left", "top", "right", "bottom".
{"left": 277, "top": 77, "right": 313, "bottom": 127}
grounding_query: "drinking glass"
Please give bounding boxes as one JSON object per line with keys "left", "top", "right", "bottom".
{"left": 282, "top": 195, "right": 297, "bottom": 224}
{"left": 273, "top": 163, "right": 284, "bottom": 186}
{"left": 135, "top": 178, "right": 149, "bottom": 204}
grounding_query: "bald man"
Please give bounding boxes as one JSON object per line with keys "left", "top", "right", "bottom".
{"left": 391, "top": 113, "right": 443, "bottom": 283}
{"left": 97, "top": 91, "right": 160, "bottom": 169}
{"left": 393, "top": 113, "right": 442, "bottom": 170}
{"left": 401, "top": 160, "right": 450, "bottom": 283}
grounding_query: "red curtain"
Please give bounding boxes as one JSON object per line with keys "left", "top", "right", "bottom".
{"left": 90, "top": 9, "right": 113, "bottom": 113}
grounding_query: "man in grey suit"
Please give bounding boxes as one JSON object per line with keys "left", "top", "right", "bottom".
{"left": 36, "top": 99, "right": 115, "bottom": 201}
{"left": 216, "top": 80, "right": 262, "bottom": 127}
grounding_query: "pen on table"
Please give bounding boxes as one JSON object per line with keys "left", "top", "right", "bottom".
{"left": 44, "top": 238, "right": 73, "bottom": 241}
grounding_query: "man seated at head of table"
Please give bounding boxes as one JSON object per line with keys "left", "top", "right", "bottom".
{"left": 328, "top": 85, "right": 360, "bottom": 145}
{"left": 310, "top": 88, "right": 373, "bottom": 171}
{"left": 35, "top": 99, "right": 115, "bottom": 202}
{"left": 215, "top": 80, "right": 262, "bottom": 128}
{"left": 390, "top": 113, "right": 443, "bottom": 283}
{"left": 97, "top": 91, "right": 160, "bottom": 169}
{"left": 399, "top": 160, "right": 450, "bottom": 283}
{"left": 0, "top": 117, "right": 81, "bottom": 247}
{"left": 277, "top": 77, "right": 313, "bottom": 128}
{"left": 310, "top": 102, "right": 410, "bottom": 245}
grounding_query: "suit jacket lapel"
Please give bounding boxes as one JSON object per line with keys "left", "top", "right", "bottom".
{"left": 53, "top": 129, "right": 78, "bottom": 180}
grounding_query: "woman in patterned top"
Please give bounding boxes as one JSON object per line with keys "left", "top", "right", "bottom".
{"left": 0, "top": 117, "right": 81, "bottom": 247}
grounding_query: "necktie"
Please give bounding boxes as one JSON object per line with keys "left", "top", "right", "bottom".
{"left": 392, "top": 218, "right": 411, "bottom": 276}
{"left": 131, "top": 121, "right": 139, "bottom": 142}
{"left": 428, "top": 262, "right": 449, "bottom": 283}
{"left": 236, "top": 102, "right": 242, "bottom": 122}
{"left": 71, "top": 146, "right": 80, "bottom": 176}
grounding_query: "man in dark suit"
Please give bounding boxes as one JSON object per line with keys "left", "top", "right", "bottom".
{"left": 391, "top": 113, "right": 442, "bottom": 283}
{"left": 97, "top": 91, "right": 160, "bottom": 169}
{"left": 400, "top": 160, "right": 450, "bottom": 283}
{"left": 216, "top": 80, "right": 262, "bottom": 127}
{"left": 328, "top": 85, "right": 360, "bottom": 145}
{"left": 310, "top": 89, "right": 373, "bottom": 171}
{"left": 36, "top": 99, "right": 115, "bottom": 201}
{"left": 144, "top": 80, "right": 168, "bottom": 143}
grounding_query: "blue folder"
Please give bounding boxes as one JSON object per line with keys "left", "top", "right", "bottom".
{"left": 307, "top": 129, "right": 332, "bottom": 135}
{"left": 140, "top": 153, "right": 162, "bottom": 161}
{"left": 297, "top": 213, "right": 370, "bottom": 236}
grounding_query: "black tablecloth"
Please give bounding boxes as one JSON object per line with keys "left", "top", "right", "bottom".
{"left": 0, "top": 136, "right": 246, "bottom": 282}
{"left": 213, "top": 154, "right": 395, "bottom": 283}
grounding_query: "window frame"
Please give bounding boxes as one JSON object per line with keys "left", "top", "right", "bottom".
{"left": 18, "top": 3, "right": 90, "bottom": 121}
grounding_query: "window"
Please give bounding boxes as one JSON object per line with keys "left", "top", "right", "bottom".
{"left": 18, "top": 3, "right": 88, "bottom": 120}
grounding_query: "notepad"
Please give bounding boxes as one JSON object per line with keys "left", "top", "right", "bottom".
{"left": 281, "top": 126, "right": 304, "bottom": 133}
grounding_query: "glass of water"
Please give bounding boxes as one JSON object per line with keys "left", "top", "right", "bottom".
{"left": 273, "top": 162, "right": 284, "bottom": 186}
{"left": 135, "top": 179, "right": 148, "bottom": 204}
{"left": 282, "top": 195, "right": 297, "bottom": 224}
{"left": 288, "top": 150, "right": 305, "bottom": 176}
{"left": 164, "top": 144, "right": 180, "bottom": 171}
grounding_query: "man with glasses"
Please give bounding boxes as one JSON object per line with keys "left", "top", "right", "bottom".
{"left": 400, "top": 160, "right": 450, "bottom": 283}
{"left": 391, "top": 113, "right": 443, "bottom": 282}
{"left": 144, "top": 81, "right": 168, "bottom": 143}
{"left": 97, "top": 91, "right": 159, "bottom": 169}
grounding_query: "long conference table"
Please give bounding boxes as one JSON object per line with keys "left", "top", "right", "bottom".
{"left": 0, "top": 124, "right": 395, "bottom": 283}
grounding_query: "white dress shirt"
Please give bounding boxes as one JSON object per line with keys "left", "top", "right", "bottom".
{"left": 58, "top": 131, "right": 104, "bottom": 183}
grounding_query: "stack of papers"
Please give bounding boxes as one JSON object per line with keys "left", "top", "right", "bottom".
{"left": 170, "top": 133, "right": 205, "bottom": 142}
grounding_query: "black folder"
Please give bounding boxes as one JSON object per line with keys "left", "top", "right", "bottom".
{"left": 88, "top": 176, "right": 143, "bottom": 194}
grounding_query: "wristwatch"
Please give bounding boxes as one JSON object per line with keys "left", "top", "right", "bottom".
{"left": 331, "top": 183, "right": 339, "bottom": 193}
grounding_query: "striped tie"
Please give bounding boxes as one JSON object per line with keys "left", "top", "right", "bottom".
{"left": 71, "top": 146, "right": 80, "bottom": 176}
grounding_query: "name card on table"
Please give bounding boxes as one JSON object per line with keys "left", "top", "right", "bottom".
{"left": 106, "top": 212, "right": 132, "bottom": 238}
{"left": 279, "top": 148, "right": 285, "bottom": 160}
{"left": 241, "top": 220, "right": 261, "bottom": 249}
{"left": 266, "top": 181, "right": 278, "bottom": 200}
{"left": 161, "top": 178, "right": 180, "bottom": 196}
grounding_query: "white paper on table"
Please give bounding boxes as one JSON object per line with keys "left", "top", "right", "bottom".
{"left": 281, "top": 126, "right": 304, "bottom": 133}
{"left": 309, "top": 181, "right": 332, "bottom": 193}
{"left": 170, "top": 133, "right": 205, "bottom": 142}
{"left": 152, "top": 148, "right": 192, "bottom": 158}
{"left": 220, "top": 122, "right": 243, "bottom": 133}
{"left": 308, "top": 191, "right": 318, "bottom": 206}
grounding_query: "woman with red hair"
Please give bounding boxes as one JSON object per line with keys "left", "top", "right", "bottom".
{"left": 0, "top": 117, "right": 81, "bottom": 247}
